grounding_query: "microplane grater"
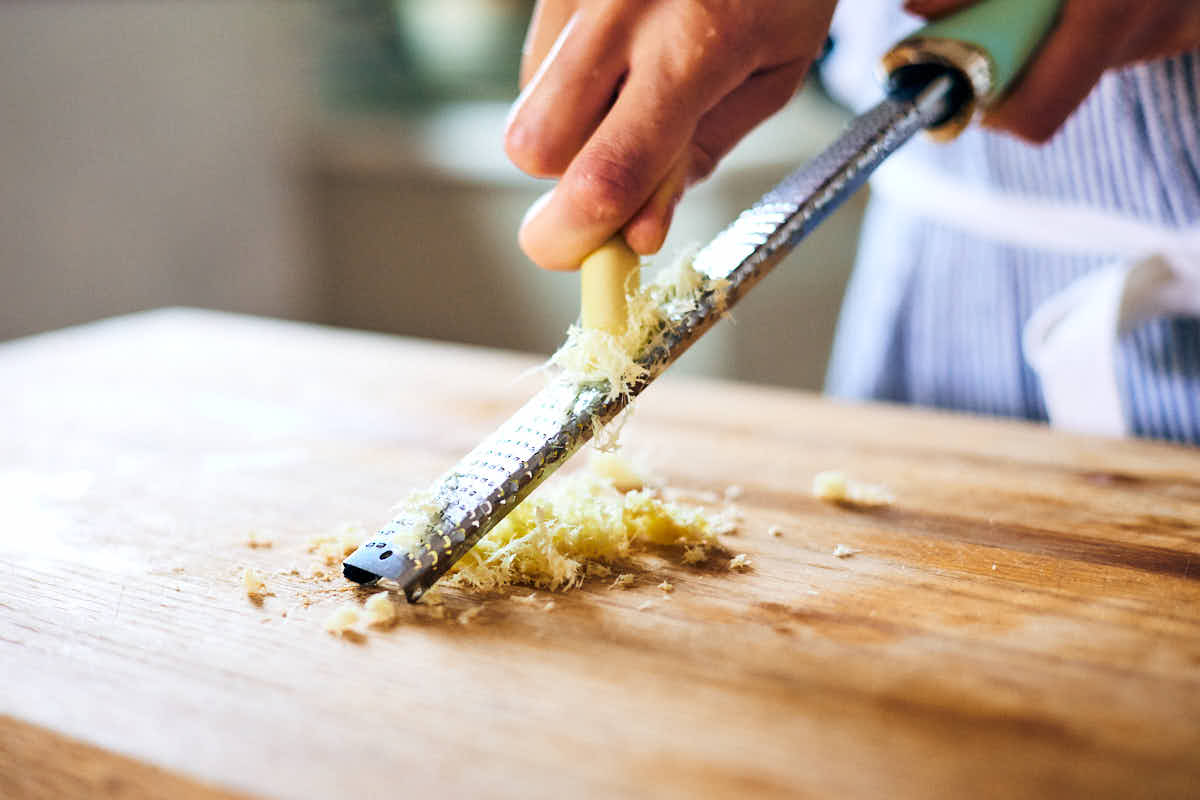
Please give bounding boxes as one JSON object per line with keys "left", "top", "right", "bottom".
{"left": 343, "top": 74, "right": 959, "bottom": 600}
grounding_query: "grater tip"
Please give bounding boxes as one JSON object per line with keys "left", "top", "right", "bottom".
{"left": 342, "top": 563, "right": 381, "bottom": 585}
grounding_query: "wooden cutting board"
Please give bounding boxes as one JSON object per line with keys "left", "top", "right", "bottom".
{"left": 2, "top": 308, "right": 1198, "bottom": 800}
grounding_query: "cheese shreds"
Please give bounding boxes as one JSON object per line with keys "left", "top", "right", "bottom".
{"left": 657, "top": 580, "right": 675, "bottom": 593}
{"left": 611, "top": 573, "right": 636, "bottom": 590}
{"left": 308, "top": 524, "right": 368, "bottom": 566}
{"left": 363, "top": 592, "right": 397, "bottom": 626}
{"left": 832, "top": 544, "right": 861, "bottom": 558}
{"left": 323, "top": 603, "right": 363, "bottom": 635}
{"left": 384, "top": 465, "right": 722, "bottom": 594}
{"left": 681, "top": 545, "right": 708, "bottom": 565}
{"left": 542, "top": 600, "right": 557, "bottom": 612}
{"left": 589, "top": 450, "right": 649, "bottom": 492}
{"left": 243, "top": 567, "right": 267, "bottom": 597}
{"left": 812, "top": 470, "right": 894, "bottom": 507}
{"left": 458, "top": 606, "right": 483, "bottom": 625}
{"left": 549, "top": 249, "right": 723, "bottom": 405}
{"left": 729, "top": 553, "right": 752, "bottom": 570}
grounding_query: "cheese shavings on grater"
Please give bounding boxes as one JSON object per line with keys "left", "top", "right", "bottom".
{"left": 343, "top": 74, "right": 959, "bottom": 601}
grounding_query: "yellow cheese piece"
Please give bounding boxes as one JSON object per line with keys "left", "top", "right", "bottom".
{"left": 580, "top": 237, "right": 640, "bottom": 336}
{"left": 322, "top": 603, "right": 362, "bottom": 635}
{"left": 242, "top": 566, "right": 267, "bottom": 597}
{"left": 812, "top": 470, "right": 894, "bottom": 507}
{"left": 363, "top": 592, "right": 397, "bottom": 626}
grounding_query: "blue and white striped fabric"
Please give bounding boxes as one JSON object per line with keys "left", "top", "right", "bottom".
{"left": 821, "top": 4, "right": 1200, "bottom": 444}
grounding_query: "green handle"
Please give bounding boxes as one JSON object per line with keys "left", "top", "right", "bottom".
{"left": 881, "top": 0, "right": 1061, "bottom": 138}
{"left": 912, "top": 0, "right": 1060, "bottom": 95}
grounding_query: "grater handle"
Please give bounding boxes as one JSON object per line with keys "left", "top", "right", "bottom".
{"left": 880, "top": 0, "right": 1062, "bottom": 140}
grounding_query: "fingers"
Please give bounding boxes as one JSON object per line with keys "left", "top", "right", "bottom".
{"left": 619, "top": 61, "right": 809, "bottom": 255}
{"left": 519, "top": 69, "right": 722, "bottom": 270}
{"left": 509, "top": 0, "right": 834, "bottom": 270}
{"left": 981, "top": 0, "right": 1118, "bottom": 143}
{"left": 622, "top": 156, "right": 689, "bottom": 255}
{"left": 507, "top": 12, "right": 626, "bottom": 178}
{"left": 689, "top": 60, "right": 809, "bottom": 183}
{"left": 520, "top": 1, "right": 579, "bottom": 88}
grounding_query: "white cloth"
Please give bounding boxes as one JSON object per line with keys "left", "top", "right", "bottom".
{"left": 870, "top": 152, "right": 1200, "bottom": 436}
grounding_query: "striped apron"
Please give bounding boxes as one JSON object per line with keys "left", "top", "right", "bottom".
{"left": 821, "top": 4, "right": 1200, "bottom": 444}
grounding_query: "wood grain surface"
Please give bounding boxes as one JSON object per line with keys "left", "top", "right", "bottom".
{"left": 1, "top": 309, "right": 1198, "bottom": 799}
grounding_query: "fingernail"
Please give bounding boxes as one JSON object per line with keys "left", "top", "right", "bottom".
{"left": 520, "top": 188, "right": 556, "bottom": 231}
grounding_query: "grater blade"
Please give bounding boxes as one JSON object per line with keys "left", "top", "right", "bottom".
{"left": 343, "top": 74, "right": 958, "bottom": 601}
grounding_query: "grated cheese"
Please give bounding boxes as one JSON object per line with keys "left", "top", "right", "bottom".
{"left": 339, "top": 248, "right": 737, "bottom": 605}
{"left": 308, "top": 524, "right": 368, "bottom": 566}
{"left": 657, "top": 580, "right": 675, "bottom": 593}
{"left": 585, "top": 563, "right": 612, "bottom": 578}
{"left": 589, "top": 450, "right": 650, "bottom": 492}
{"left": 323, "top": 603, "right": 363, "bottom": 635}
{"left": 385, "top": 464, "right": 722, "bottom": 594}
{"left": 812, "top": 470, "right": 894, "bottom": 507}
{"left": 729, "top": 553, "right": 752, "bottom": 570}
{"left": 611, "top": 573, "right": 636, "bottom": 589}
{"left": 550, "top": 249, "right": 722, "bottom": 407}
{"left": 458, "top": 606, "right": 483, "bottom": 625}
{"left": 243, "top": 567, "right": 267, "bottom": 597}
{"left": 363, "top": 592, "right": 397, "bottom": 626}
{"left": 832, "top": 544, "right": 861, "bottom": 558}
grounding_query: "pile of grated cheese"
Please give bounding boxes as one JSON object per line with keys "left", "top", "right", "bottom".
{"left": 366, "top": 251, "right": 733, "bottom": 594}
{"left": 308, "top": 249, "right": 738, "bottom": 629}
{"left": 409, "top": 457, "right": 733, "bottom": 594}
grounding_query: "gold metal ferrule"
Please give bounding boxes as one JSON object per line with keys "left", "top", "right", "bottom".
{"left": 880, "top": 37, "right": 996, "bottom": 141}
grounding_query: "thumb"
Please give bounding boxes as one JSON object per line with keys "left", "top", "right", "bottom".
{"left": 903, "top": 0, "right": 978, "bottom": 19}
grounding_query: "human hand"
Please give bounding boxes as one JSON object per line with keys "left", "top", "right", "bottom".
{"left": 505, "top": 0, "right": 838, "bottom": 270}
{"left": 906, "top": 0, "right": 1200, "bottom": 142}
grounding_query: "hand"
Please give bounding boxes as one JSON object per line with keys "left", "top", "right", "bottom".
{"left": 906, "top": 0, "right": 1200, "bottom": 143}
{"left": 506, "top": 0, "right": 837, "bottom": 270}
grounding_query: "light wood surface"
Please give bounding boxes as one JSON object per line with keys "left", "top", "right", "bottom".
{"left": 2, "top": 309, "right": 1198, "bottom": 799}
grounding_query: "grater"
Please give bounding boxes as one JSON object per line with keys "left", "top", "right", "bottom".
{"left": 343, "top": 0, "right": 1060, "bottom": 600}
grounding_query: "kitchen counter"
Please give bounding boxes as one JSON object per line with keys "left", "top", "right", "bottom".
{"left": 2, "top": 309, "right": 1198, "bottom": 799}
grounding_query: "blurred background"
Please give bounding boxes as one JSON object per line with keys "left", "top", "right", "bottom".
{"left": 0, "top": 0, "right": 867, "bottom": 390}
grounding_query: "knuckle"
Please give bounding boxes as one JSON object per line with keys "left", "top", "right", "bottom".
{"left": 687, "top": 141, "right": 720, "bottom": 182}
{"left": 504, "top": 122, "right": 568, "bottom": 178}
{"left": 651, "top": 5, "right": 750, "bottom": 90}
{"left": 563, "top": 148, "right": 647, "bottom": 225}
